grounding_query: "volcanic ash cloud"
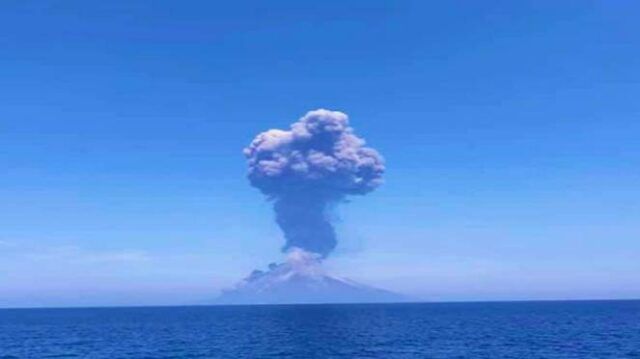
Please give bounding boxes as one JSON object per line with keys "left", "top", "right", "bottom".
{"left": 243, "top": 109, "right": 384, "bottom": 258}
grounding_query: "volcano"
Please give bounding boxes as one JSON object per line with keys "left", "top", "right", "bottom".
{"left": 216, "top": 249, "right": 404, "bottom": 305}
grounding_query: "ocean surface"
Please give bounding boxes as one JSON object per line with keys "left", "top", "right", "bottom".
{"left": 1, "top": 300, "right": 639, "bottom": 358}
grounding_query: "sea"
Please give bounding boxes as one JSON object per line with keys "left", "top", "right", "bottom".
{"left": 1, "top": 300, "right": 639, "bottom": 358}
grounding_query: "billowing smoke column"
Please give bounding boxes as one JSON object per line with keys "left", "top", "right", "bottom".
{"left": 244, "top": 109, "right": 384, "bottom": 258}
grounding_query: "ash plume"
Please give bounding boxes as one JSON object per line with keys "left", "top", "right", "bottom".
{"left": 243, "top": 109, "right": 384, "bottom": 257}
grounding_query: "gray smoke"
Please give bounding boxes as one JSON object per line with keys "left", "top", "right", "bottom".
{"left": 244, "top": 109, "right": 384, "bottom": 258}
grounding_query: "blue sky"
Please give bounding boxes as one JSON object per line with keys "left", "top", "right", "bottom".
{"left": 1, "top": 1, "right": 639, "bottom": 307}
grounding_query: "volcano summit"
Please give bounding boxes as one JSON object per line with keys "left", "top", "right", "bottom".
{"left": 217, "top": 249, "right": 403, "bottom": 305}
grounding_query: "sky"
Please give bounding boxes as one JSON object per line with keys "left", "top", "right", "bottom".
{"left": 1, "top": 0, "right": 639, "bottom": 307}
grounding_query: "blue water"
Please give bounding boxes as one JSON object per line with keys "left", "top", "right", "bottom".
{"left": 1, "top": 300, "right": 639, "bottom": 358}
